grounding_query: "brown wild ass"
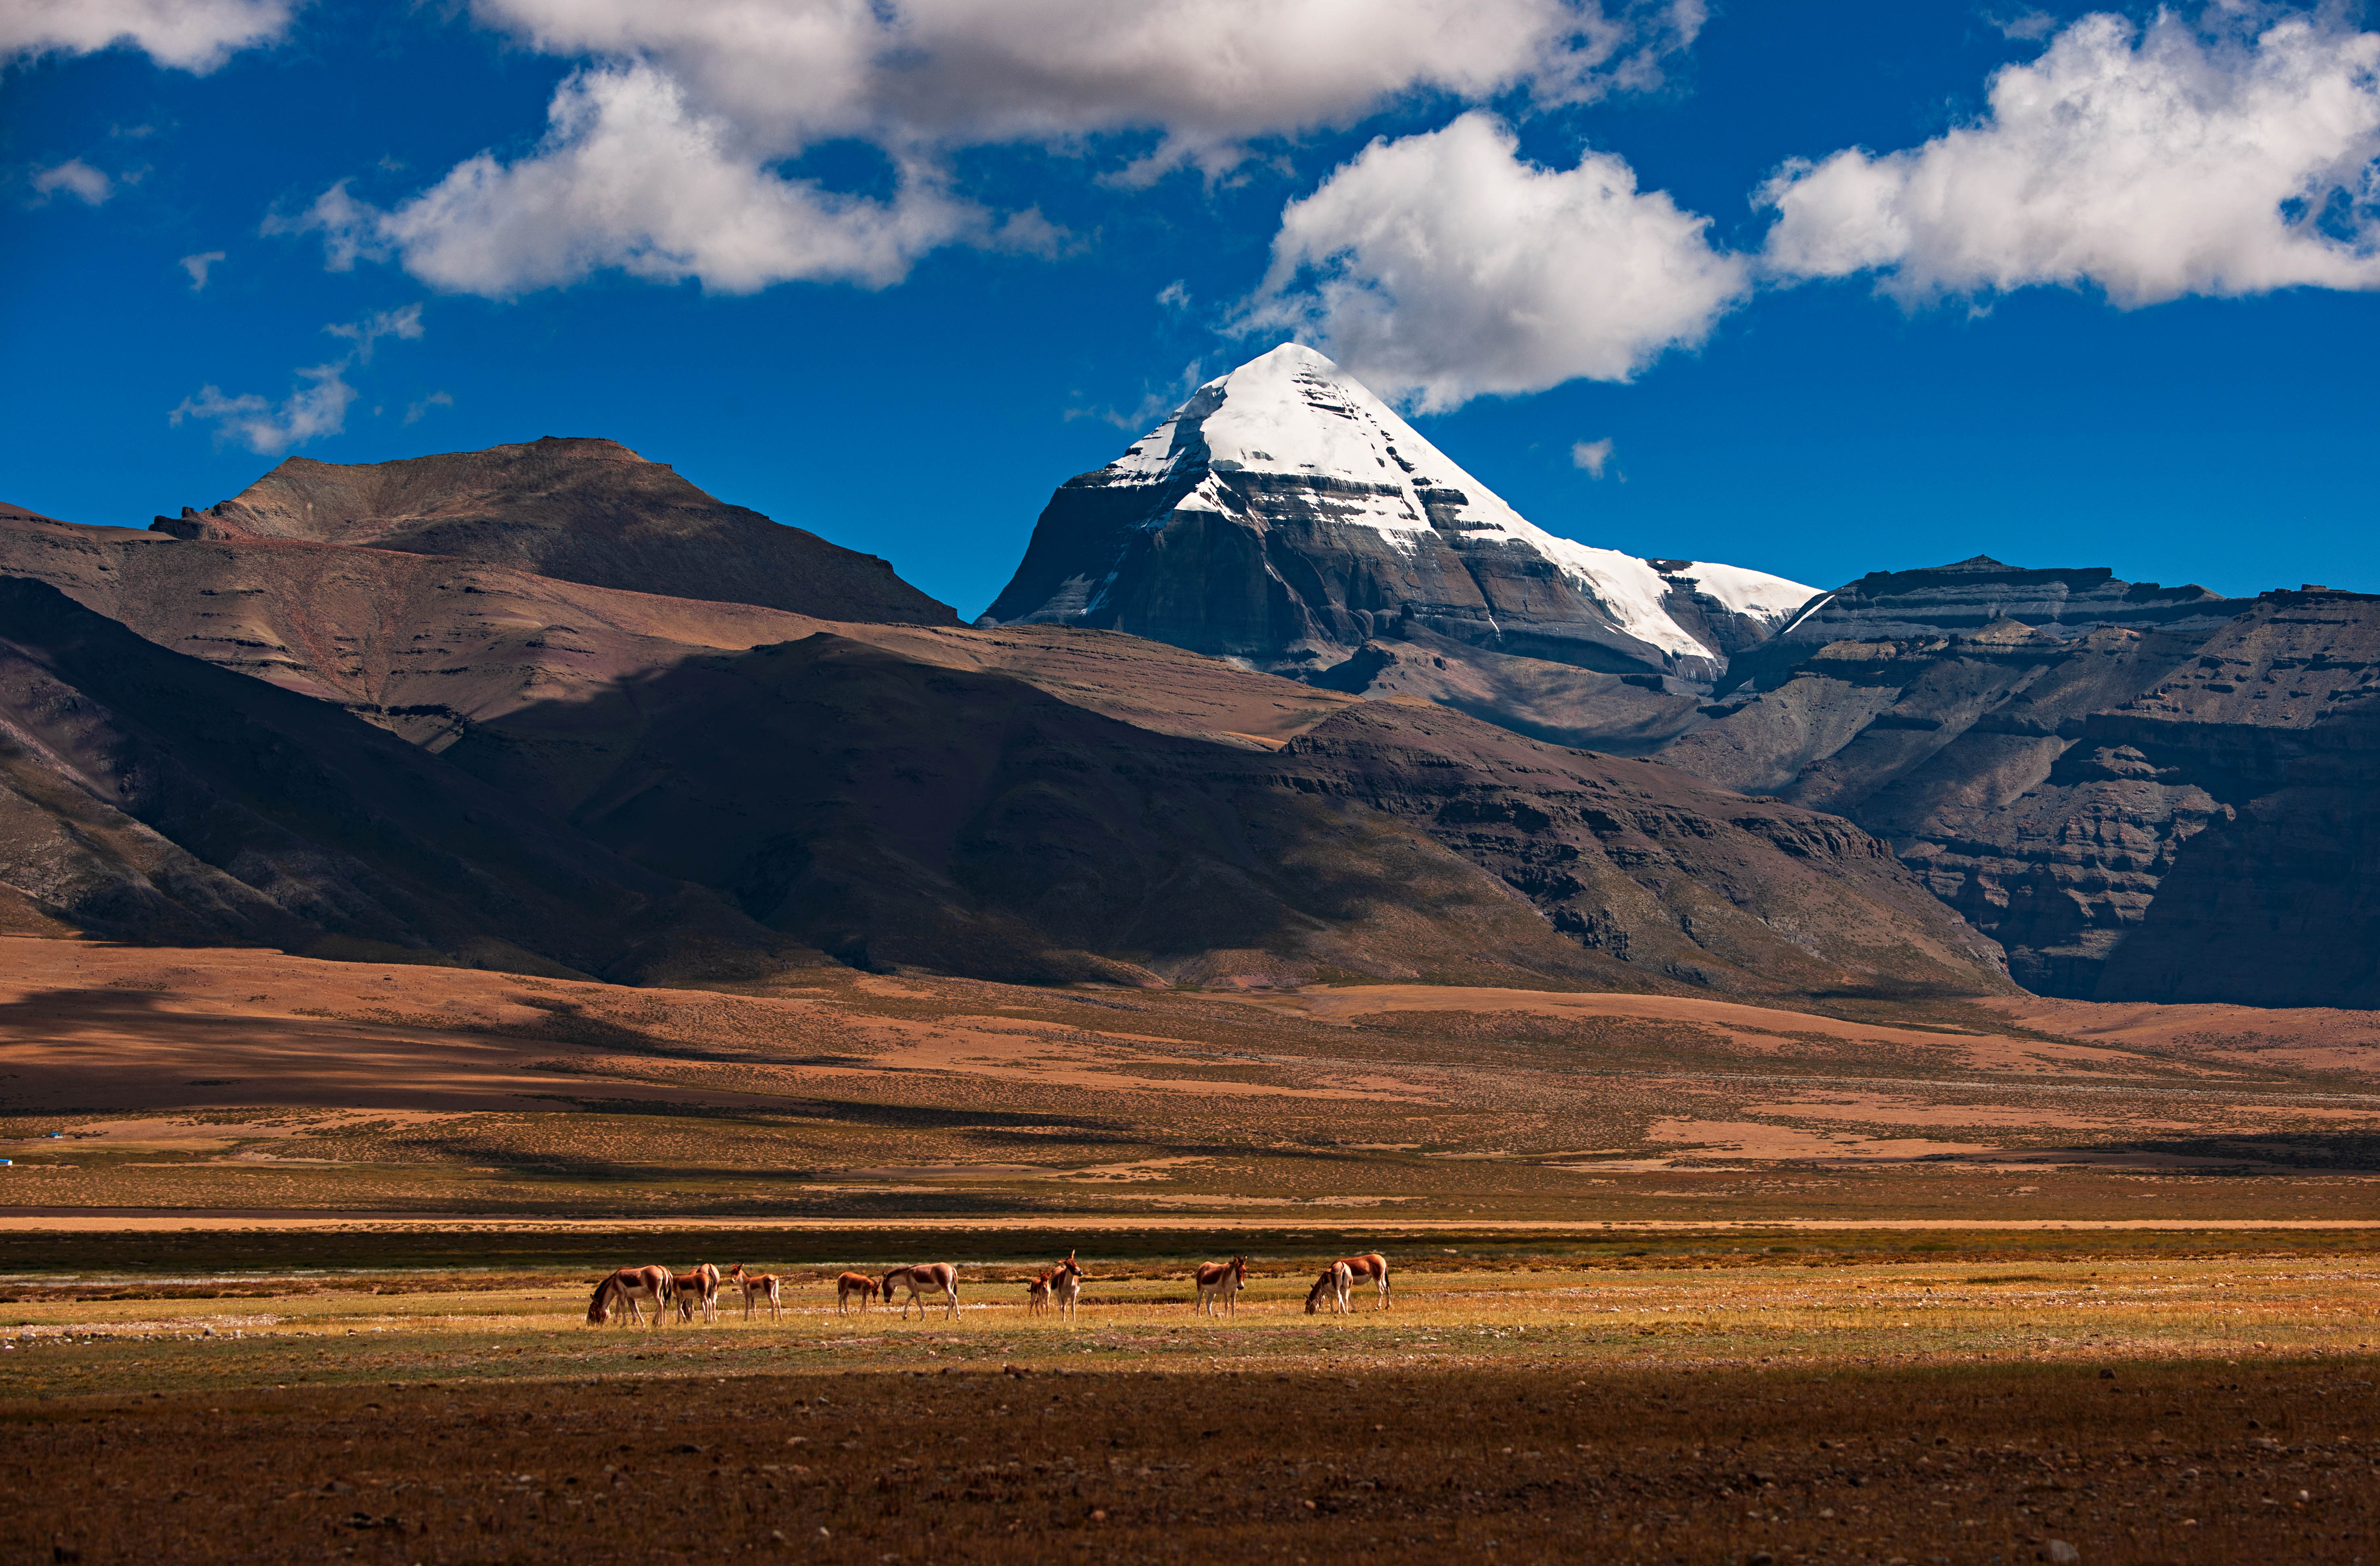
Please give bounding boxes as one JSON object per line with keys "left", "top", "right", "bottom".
{"left": 1193, "top": 1256, "right": 1247, "bottom": 1318}
{"left": 725, "top": 1263, "right": 782, "bottom": 1323}
{"left": 1051, "top": 1251, "right": 1085, "bottom": 1321}
{"left": 675, "top": 1262, "right": 721, "bottom": 1324}
{"left": 1304, "top": 1260, "right": 1353, "bottom": 1316}
{"left": 587, "top": 1264, "right": 675, "bottom": 1327}
{"left": 1334, "top": 1252, "right": 1391, "bottom": 1310}
{"left": 882, "top": 1262, "right": 960, "bottom": 1320}
{"left": 835, "top": 1272, "right": 878, "bottom": 1313}
{"left": 1024, "top": 1271, "right": 1053, "bottom": 1316}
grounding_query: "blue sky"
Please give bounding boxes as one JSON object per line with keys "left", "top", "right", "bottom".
{"left": 5, "top": 1, "right": 2378, "bottom": 616}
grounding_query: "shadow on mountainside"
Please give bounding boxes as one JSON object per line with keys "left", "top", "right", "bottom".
{"left": 430, "top": 632, "right": 2019, "bottom": 1002}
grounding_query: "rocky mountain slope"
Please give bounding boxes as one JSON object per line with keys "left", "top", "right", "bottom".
{"left": 984, "top": 345, "right": 1816, "bottom": 691}
{"left": 149, "top": 436, "right": 956, "bottom": 625}
{"left": 0, "top": 501, "right": 2011, "bottom": 1001}
{"left": 0, "top": 577, "right": 795, "bottom": 980}
{"left": 0, "top": 505, "right": 1360, "bottom": 755}
{"left": 1653, "top": 556, "right": 2380, "bottom": 1005}
{"left": 435, "top": 632, "right": 2009, "bottom": 996}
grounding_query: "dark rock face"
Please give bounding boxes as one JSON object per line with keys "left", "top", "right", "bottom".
{"left": 150, "top": 436, "right": 956, "bottom": 626}
{"left": 0, "top": 575, "right": 792, "bottom": 980}
{"left": 1657, "top": 559, "right": 2380, "bottom": 1006}
{"left": 1775, "top": 556, "right": 2239, "bottom": 647}
{"left": 1271, "top": 702, "right": 2013, "bottom": 998}
{"left": 984, "top": 346, "right": 1816, "bottom": 687}
{"left": 441, "top": 635, "right": 2011, "bottom": 998}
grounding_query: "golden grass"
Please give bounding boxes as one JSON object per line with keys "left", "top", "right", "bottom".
{"left": 5, "top": 1254, "right": 2379, "bottom": 1398}
{"left": 8, "top": 1257, "right": 2380, "bottom": 1563}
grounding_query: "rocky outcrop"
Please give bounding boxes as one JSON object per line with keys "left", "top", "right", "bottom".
{"left": 1770, "top": 555, "right": 2238, "bottom": 648}
{"left": 1656, "top": 561, "right": 2380, "bottom": 1006}
{"left": 151, "top": 436, "right": 956, "bottom": 625}
{"left": 984, "top": 345, "right": 1816, "bottom": 688}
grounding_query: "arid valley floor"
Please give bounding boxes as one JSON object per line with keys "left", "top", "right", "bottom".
{"left": 6, "top": 939, "right": 2380, "bottom": 1562}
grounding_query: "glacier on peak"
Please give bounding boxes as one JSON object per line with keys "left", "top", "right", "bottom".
{"left": 983, "top": 343, "right": 1819, "bottom": 691}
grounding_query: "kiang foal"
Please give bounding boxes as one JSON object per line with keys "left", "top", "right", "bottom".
{"left": 1304, "top": 1260, "right": 1353, "bottom": 1316}
{"left": 1025, "top": 1271, "right": 1053, "bottom": 1316}
{"left": 1194, "top": 1256, "right": 1247, "bottom": 1319}
{"left": 836, "top": 1272, "right": 879, "bottom": 1314}
{"left": 587, "top": 1264, "right": 675, "bottom": 1327}
{"left": 725, "top": 1263, "right": 782, "bottom": 1323}
{"left": 675, "top": 1262, "right": 722, "bottom": 1324}
{"left": 881, "top": 1262, "right": 960, "bottom": 1320}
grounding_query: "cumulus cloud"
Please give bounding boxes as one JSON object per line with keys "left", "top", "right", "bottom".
{"left": 31, "top": 159, "right": 112, "bottom": 205}
{"left": 178, "top": 249, "right": 226, "bottom": 289}
{"left": 281, "top": 0, "right": 1700, "bottom": 297}
{"left": 1241, "top": 111, "right": 1747, "bottom": 411}
{"left": 1761, "top": 12, "right": 2380, "bottom": 305}
{"left": 1572, "top": 437, "right": 1615, "bottom": 477}
{"left": 470, "top": 0, "right": 1701, "bottom": 168}
{"left": 0, "top": 0, "right": 294, "bottom": 71}
{"left": 275, "top": 63, "right": 979, "bottom": 296}
{"left": 169, "top": 304, "right": 426, "bottom": 455}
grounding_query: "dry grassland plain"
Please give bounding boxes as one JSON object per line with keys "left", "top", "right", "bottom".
{"left": 5, "top": 939, "right": 2380, "bottom": 1562}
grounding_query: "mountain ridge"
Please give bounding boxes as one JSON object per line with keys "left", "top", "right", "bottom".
{"left": 151, "top": 436, "right": 958, "bottom": 626}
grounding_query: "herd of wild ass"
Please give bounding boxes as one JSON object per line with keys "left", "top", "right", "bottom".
{"left": 586, "top": 1250, "right": 1391, "bottom": 1326}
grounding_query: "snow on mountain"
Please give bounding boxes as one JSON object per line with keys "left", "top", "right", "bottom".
{"left": 983, "top": 343, "right": 1819, "bottom": 686}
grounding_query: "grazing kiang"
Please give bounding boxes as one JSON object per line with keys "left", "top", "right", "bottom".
{"left": 725, "top": 1263, "right": 782, "bottom": 1323}
{"left": 835, "top": 1271, "right": 879, "bottom": 1314}
{"left": 1051, "top": 1251, "right": 1085, "bottom": 1321}
{"left": 675, "top": 1262, "right": 721, "bottom": 1324}
{"left": 1305, "top": 1260, "right": 1353, "bottom": 1316}
{"left": 1194, "top": 1256, "right": 1247, "bottom": 1319}
{"left": 587, "top": 1264, "right": 675, "bottom": 1327}
{"left": 882, "top": 1262, "right": 961, "bottom": 1320}
{"left": 1335, "top": 1252, "right": 1391, "bottom": 1310}
{"left": 1025, "top": 1271, "right": 1054, "bottom": 1316}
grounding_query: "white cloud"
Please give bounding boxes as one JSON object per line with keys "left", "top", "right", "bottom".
{"left": 171, "top": 363, "right": 355, "bottom": 455}
{"left": 323, "top": 302, "right": 424, "bottom": 362}
{"left": 282, "top": 0, "right": 1701, "bottom": 297}
{"left": 1761, "top": 13, "right": 2380, "bottom": 305}
{"left": 168, "top": 304, "right": 426, "bottom": 455}
{"left": 278, "top": 63, "right": 979, "bottom": 296}
{"left": 31, "top": 159, "right": 112, "bottom": 205}
{"left": 178, "top": 249, "right": 226, "bottom": 289}
{"left": 403, "top": 390, "right": 455, "bottom": 425}
{"left": 1241, "top": 111, "right": 1747, "bottom": 411}
{"left": 470, "top": 0, "right": 1701, "bottom": 169}
{"left": 0, "top": 0, "right": 293, "bottom": 71}
{"left": 1572, "top": 437, "right": 1615, "bottom": 477}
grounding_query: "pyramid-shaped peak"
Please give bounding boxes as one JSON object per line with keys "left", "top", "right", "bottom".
{"left": 990, "top": 343, "right": 1819, "bottom": 669}
{"left": 1113, "top": 339, "right": 1481, "bottom": 499}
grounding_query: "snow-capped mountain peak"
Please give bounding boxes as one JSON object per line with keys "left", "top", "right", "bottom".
{"left": 985, "top": 343, "right": 1818, "bottom": 685}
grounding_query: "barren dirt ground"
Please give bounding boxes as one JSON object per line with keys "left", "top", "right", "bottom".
{"left": 8, "top": 939, "right": 2380, "bottom": 1560}
{"left": 6, "top": 1259, "right": 2380, "bottom": 1563}
{"left": 6, "top": 941, "right": 2380, "bottom": 1224}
